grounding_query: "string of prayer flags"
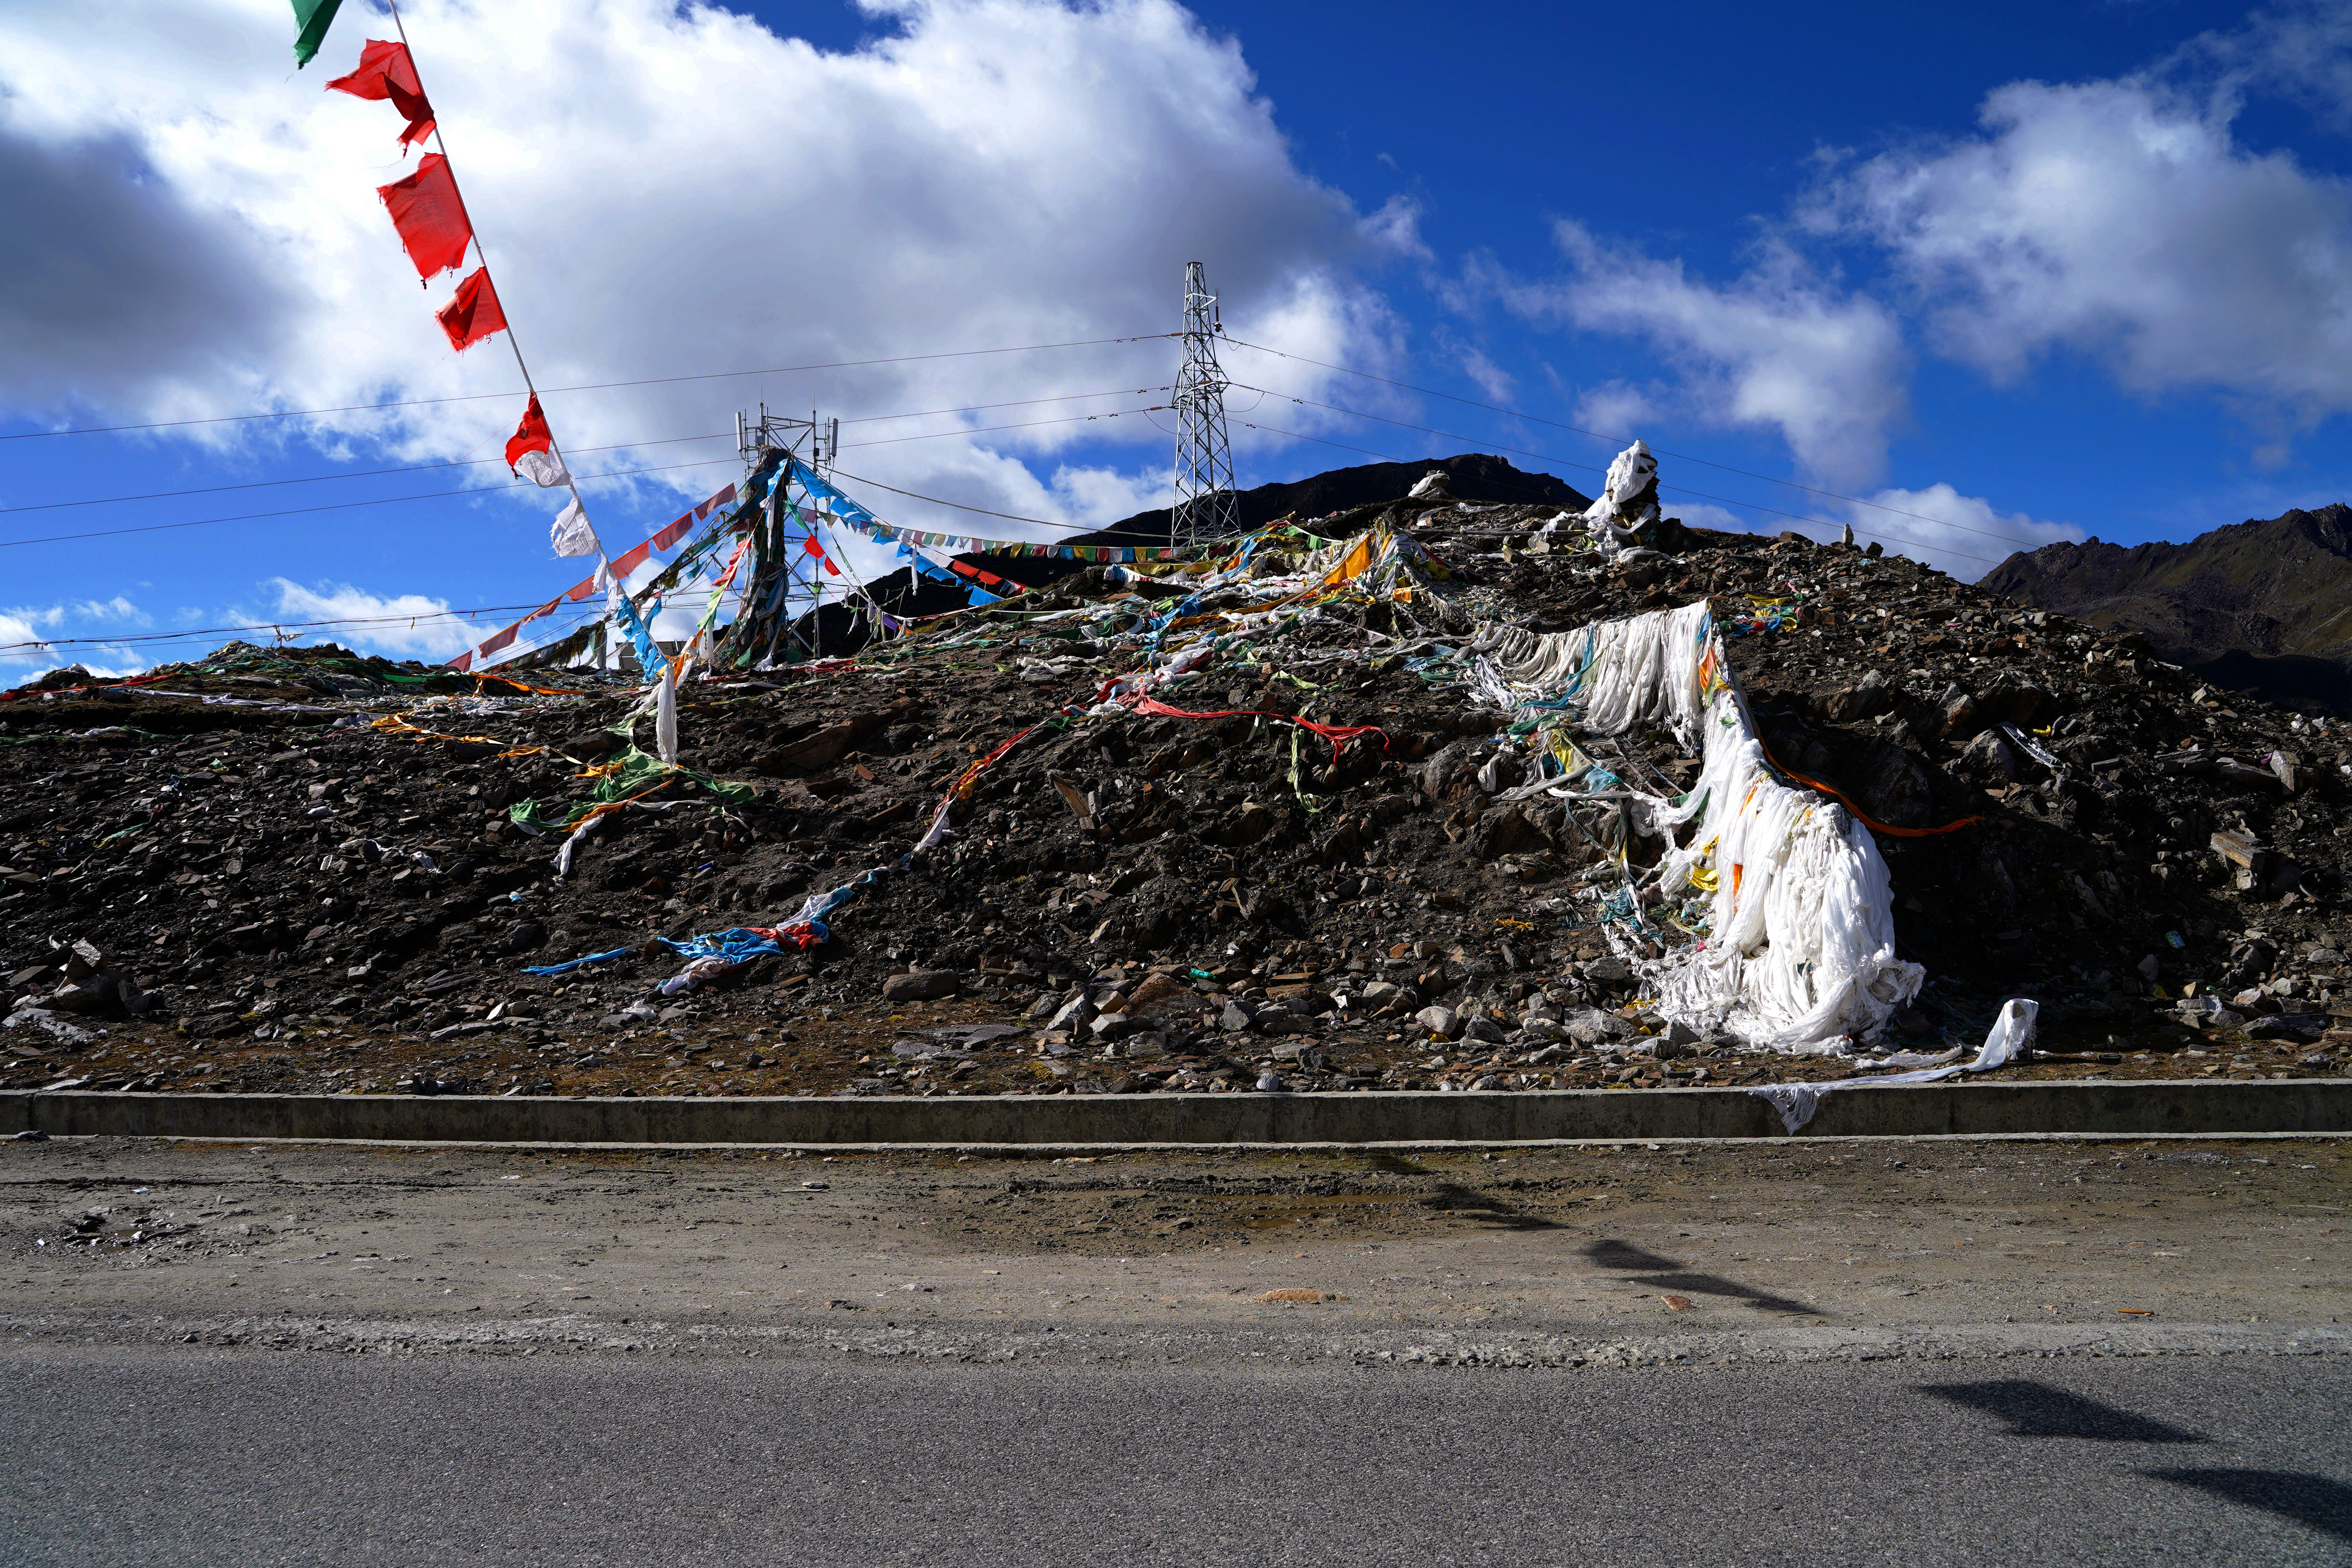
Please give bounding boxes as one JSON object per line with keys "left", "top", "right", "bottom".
{"left": 316, "top": 25, "right": 601, "bottom": 610}
{"left": 290, "top": 0, "right": 346, "bottom": 67}
{"left": 375, "top": 154, "right": 472, "bottom": 279}
{"left": 505, "top": 396, "right": 568, "bottom": 487}
{"left": 434, "top": 267, "right": 507, "bottom": 352}
{"left": 324, "top": 39, "right": 434, "bottom": 150}
{"left": 443, "top": 482, "right": 737, "bottom": 671}
{"left": 612, "top": 592, "right": 664, "bottom": 677}
{"left": 654, "top": 484, "right": 734, "bottom": 549}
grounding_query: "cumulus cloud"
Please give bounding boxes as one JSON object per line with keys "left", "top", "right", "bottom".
{"left": 265, "top": 579, "right": 479, "bottom": 659}
{"left": 0, "top": 0, "right": 1401, "bottom": 543}
{"left": 1497, "top": 225, "right": 1908, "bottom": 488}
{"left": 0, "top": 603, "right": 152, "bottom": 679}
{"left": 0, "top": 611, "right": 59, "bottom": 671}
{"left": 1818, "top": 68, "right": 2352, "bottom": 446}
{"left": 1768, "top": 483, "right": 2084, "bottom": 583}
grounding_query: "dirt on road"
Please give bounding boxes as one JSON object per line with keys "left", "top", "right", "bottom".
{"left": 2, "top": 1134, "right": 2346, "bottom": 1367}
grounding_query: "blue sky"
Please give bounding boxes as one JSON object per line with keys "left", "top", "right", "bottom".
{"left": 4, "top": 0, "right": 2349, "bottom": 675}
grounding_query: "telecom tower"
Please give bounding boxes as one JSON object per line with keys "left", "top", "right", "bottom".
{"left": 1170, "top": 260, "right": 1238, "bottom": 549}
{"left": 721, "top": 405, "right": 837, "bottom": 666}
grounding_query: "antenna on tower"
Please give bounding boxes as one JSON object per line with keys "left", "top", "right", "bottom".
{"left": 1171, "top": 260, "right": 1238, "bottom": 550}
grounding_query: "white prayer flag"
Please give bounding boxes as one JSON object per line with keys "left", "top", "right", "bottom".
{"left": 515, "top": 448, "right": 571, "bottom": 488}
{"left": 551, "top": 494, "right": 601, "bottom": 558}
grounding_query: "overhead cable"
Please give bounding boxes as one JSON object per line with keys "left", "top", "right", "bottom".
{"left": 1231, "top": 417, "right": 2009, "bottom": 568}
{"left": 1220, "top": 336, "right": 2053, "bottom": 548}
{"left": 0, "top": 387, "right": 1171, "bottom": 515}
{"left": 1, "top": 334, "right": 1173, "bottom": 442}
{"left": 0, "top": 457, "right": 739, "bottom": 550}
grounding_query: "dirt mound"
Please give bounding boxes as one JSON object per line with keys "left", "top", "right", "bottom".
{"left": 2, "top": 465, "right": 2346, "bottom": 1102}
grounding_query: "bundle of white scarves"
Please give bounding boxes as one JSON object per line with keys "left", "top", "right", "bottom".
{"left": 1472, "top": 601, "right": 1924, "bottom": 1054}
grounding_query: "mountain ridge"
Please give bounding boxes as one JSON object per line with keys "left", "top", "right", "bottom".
{"left": 1981, "top": 503, "right": 2352, "bottom": 712}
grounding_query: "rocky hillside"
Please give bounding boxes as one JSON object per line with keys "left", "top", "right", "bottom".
{"left": 2, "top": 459, "right": 2347, "bottom": 1106}
{"left": 1981, "top": 504, "right": 2352, "bottom": 713}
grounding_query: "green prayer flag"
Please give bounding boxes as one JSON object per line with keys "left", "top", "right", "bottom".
{"left": 290, "top": 0, "right": 345, "bottom": 67}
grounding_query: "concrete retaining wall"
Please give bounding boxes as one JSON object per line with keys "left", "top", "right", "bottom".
{"left": 6, "top": 1079, "right": 2349, "bottom": 1146}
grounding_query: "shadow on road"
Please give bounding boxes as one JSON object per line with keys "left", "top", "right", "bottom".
{"left": 1924, "top": 1380, "right": 2206, "bottom": 1443}
{"left": 1421, "top": 1181, "right": 1563, "bottom": 1230}
{"left": 2144, "top": 1469, "right": 2352, "bottom": 1541}
{"left": 1579, "top": 1238, "right": 1822, "bottom": 1316}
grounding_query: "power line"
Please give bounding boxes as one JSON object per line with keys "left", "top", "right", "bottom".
{"left": 1228, "top": 388, "right": 2027, "bottom": 565}
{"left": 0, "top": 597, "right": 586, "bottom": 656}
{"left": 839, "top": 403, "right": 1164, "bottom": 450}
{"left": 0, "top": 457, "right": 738, "bottom": 551}
{"left": 2, "top": 334, "right": 1173, "bottom": 442}
{"left": 1220, "top": 336, "right": 2050, "bottom": 548}
{"left": 820, "top": 468, "right": 1082, "bottom": 531}
{"left": 0, "top": 387, "right": 1169, "bottom": 516}
{"left": 1234, "top": 378, "right": 2049, "bottom": 556}
{"left": 1231, "top": 416, "right": 2010, "bottom": 568}
{"left": 840, "top": 387, "right": 1168, "bottom": 426}
{"left": 0, "top": 399, "right": 1168, "bottom": 550}
{"left": 0, "top": 432, "right": 731, "bottom": 515}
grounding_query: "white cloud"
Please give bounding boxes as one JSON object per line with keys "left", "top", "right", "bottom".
{"left": 2184, "top": 0, "right": 2352, "bottom": 131}
{"left": 1664, "top": 500, "right": 1747, "bottom": 536}
{"left": 0, "top": 612, "right": 59, "bottom": 672}
{"left": 1821, "top": 72, "right": 2352, "bottom": 445}
{"left": 1451, "top": 345, "right": 1517, "bottom": 403}
{"left": 1780, "top": 483, "right": 2084, "bottom": 583}
{"left": 1042, "top": 461, "right": 1176, "bottom": 526}
{"left": 1357, "top": 195, "right": 1431, "bottom": 261}
{"left": 0, "top": 601, "right": 152, "bottom": 679}
{"left": 1499, "top": 225, "right": 1909, "bottom": 488}
{"left": 1570, "top": 379, "right": 1660, "bottom": 441}
{"left": 265, "top": 579, "right": 478, "bottom": 659}
{"left": 0, "top": 0, "right": 1399, "bottom": 544}
{"left": 71, "top": 596, "right": 150, "bottom": 626}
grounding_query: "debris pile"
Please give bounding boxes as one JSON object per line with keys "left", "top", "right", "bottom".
{"left": 2, "top": 451, "right": 2347, "bottom": 1101}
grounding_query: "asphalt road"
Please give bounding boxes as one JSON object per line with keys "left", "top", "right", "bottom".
{"left": 2, "top": 1347, "right": 2347, "bottom": 1566}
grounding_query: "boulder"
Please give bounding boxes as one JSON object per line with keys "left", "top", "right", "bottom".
{"left": 880, "top": 969, "right": 960, "bottom": 1003}
{"left": 1414, "top": 1005, "right": 1462, "bottom": 1040}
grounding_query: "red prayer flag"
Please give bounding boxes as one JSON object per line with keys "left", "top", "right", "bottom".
{"left": 435, "top": 267, "right": 506, "bottom": 353}
{"left": 608, "top": 541, "right": 652, "bottom": 577}
{"left": 326, "top": 40, "right": 436, "bottom": 151}
{"left": 505, "top": 394, "right": 552, "bottom": 474}
{"left": 376, "top": 153, "right": 471, "bottom": 279}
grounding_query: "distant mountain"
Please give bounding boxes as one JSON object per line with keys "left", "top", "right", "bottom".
{"left": 1980, "top": 503, "right": 2352, "bottom": 713}
{"left": 1073, "top": 452, "right": 1590, "bottom": 547}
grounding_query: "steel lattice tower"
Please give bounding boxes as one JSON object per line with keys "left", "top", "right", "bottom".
{"left": 1171, "top": 261, "right": 1238, "bottom": 549}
